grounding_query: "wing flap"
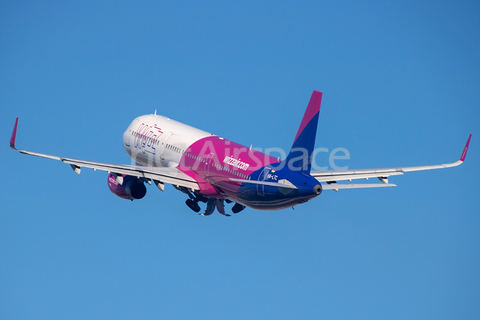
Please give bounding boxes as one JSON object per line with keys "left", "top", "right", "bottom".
{"left": 62, "top": 158, "right": 199, "bottom": 190}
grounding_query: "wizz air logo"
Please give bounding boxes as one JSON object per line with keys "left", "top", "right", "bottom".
{"left": 134, "top": 123, "right": 163, "bottom": 154}
{"left": 223, "top": 156, "right": 250, "bottom": 171}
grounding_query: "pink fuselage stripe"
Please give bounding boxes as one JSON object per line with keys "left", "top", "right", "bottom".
{"left": 178, "top": 136, "right": 279, "bottom": 197}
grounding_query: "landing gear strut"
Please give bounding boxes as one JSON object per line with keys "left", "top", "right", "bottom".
{"left": 174, "top": 185, "right": 246, "bottom": 215}
{"left": 174, "top": 185, "right": 204, "bottom": 213}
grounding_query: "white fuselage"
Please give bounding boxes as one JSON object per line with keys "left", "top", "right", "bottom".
{"left": 122, "top": 114, "right": 212, "bottom": 168}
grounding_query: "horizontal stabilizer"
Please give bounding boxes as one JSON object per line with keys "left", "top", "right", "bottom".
{"left": 322, "top": 183, "right": 396, "bottom": 191}
{"left": 229, "top": 178, "right": 298, "bottom": 189}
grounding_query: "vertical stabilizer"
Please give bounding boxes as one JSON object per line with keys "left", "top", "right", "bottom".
{"left": 284, "top": 91, "right": 322, "bottom": 173}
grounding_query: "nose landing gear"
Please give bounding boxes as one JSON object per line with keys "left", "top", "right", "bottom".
{"left": 215, "top": 199, "right": 231, "bottom": 217}
{"left": 200, "top": 198, "right": 216, "bottom": 216}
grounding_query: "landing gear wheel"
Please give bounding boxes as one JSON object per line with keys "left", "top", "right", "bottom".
{"left": 186, "top": 199, "right": 200, "bottom": 213}
{"left": 232, "top": 203, "right": 246, "bottom": 214}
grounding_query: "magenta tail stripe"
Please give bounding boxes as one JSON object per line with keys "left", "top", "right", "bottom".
{"left": 293, "top": 91, "right": 322, "bottom": 144}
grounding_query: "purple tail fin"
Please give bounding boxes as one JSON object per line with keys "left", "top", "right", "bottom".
{"left": 285, "top": 91, "right": 322, "bottom": 173}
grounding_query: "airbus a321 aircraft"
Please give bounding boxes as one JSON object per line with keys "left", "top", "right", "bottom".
{"left": 10, "top": 91, "right": 471, "bottom": 216}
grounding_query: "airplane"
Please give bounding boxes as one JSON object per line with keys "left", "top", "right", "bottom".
{"left": 9, "top": 91, "right": 471, "bottom": 216}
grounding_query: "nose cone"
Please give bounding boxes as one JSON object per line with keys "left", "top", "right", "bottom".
{"left": 123, "top": 126, "right": 132, "bottom": 156}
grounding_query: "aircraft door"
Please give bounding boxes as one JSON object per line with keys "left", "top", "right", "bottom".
{"left": 204, "top": 153, "right": 215, "bottom": 178}
{"left": 257, "top": 167, "right": 271, "bottom": 196}
{"left": 159, "top": 131, "right": 173, "bottom": 164}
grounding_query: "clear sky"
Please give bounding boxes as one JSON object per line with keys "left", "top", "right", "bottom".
{"left": 1, "top": 1, "right": 479, "bottom": 319}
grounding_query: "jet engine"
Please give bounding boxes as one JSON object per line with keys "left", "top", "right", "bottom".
{"left": 107, "top": 173, "right": 147, "bottom": 200}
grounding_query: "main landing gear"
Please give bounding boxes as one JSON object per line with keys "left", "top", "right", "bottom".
{"left": 185, "top": 199, "right": 200, "bottom": 213}
{"left": 195, "top": 198, "right": 245, "bottom": 216}
{"left": 174, "top": 185, "right": 246, "bottom": 216}
{"left": 174, "top": 185, "right": 205, "bottom": 213}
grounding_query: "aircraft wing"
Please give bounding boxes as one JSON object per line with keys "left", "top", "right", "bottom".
{"left": 9, "top": 118, "right": 199, "bottom": 190}
{"left": 311, "top": 134, "right": 471, "bottom": 191}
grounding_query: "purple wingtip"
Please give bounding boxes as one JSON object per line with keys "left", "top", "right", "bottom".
{"left": 9, "top": 118, "right": 19, "bottom": 149}
{"left": 459, "top": 134, "right": 472, "bottom": 162}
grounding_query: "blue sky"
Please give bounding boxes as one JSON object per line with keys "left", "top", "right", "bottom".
{"left": 1, "top": 1, "right": 479, "bottom": 319}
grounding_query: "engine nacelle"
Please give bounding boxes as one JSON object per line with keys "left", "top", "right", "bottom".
{"left": 108, "top": 173, "right": 147, "bottom": 200}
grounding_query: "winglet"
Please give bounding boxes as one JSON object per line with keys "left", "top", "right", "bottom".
{"left": 459, "top": 134, "right": 472, "bottom": 162}
{"left": 9, "top": 118, "right": 19, "bottom": 150}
